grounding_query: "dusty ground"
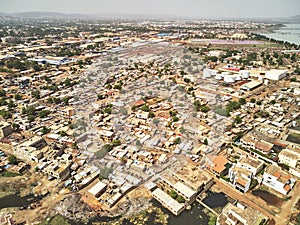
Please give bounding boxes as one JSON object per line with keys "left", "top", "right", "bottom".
{"left": 209, "top": 170, "right": 300, "bottom": 225}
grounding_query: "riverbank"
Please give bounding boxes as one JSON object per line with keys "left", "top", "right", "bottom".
{"left": 260, "top": 23, "right": 300, "bottom": 45}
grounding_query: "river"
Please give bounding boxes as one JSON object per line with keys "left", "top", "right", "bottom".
{"left": 260, "top": 23, "right": 300, "bottom": 45}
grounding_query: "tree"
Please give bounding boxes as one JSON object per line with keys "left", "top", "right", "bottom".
{"left": 168, "top": 190, "right": 178, "bottom": 199}
{"left": 112, "top": 139, "right": 121, "bottom": 147}
{"left": 204, "top": 138, "right": 208, "bottom": 145}
{"left": 27, "top": 115, "right": 35, "bottom": 122}
{"left": 14, "top": 93, "right": 22, "bottom": 100}
{"left": 141, "top": 104, "right": 150, "bottom": 112}
{"left": 32, "top": 90, "right": 40, "bottom": 99}
{"left": 239, "top": 98, "right": 246, "bottom": 105}
{"left": 148, "top": 111, "right": 155, "bottom": 118}
{"left": 8, "top": 155, "right": 18, "bottom": 165}
{"left": 172, "top": 116, "right": 179, "bottom": 122}
{"left": 102, "top": 143, "right": 113, "bottom": 152}
{"left": 174, "top": 137, "right": 181, "bottom": 145}
{"left": 250, "top": 98, "right": 256, "bottom": 103}
{"left": 41, "top": 126, "right": 50, "bottom": 134}
{"left": 234, "top": 116, "right": 242, "bottom": 124}
{"left": 200, "top": 105, "right": 210, "bottom": 113}
{"left": 176, "top": 195, "right": 185, "bottom": 203}
{"left": 38, "top": 110, "right": 51, "bottom": 118}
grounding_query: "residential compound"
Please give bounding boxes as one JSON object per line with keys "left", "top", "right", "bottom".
{"left": 0, "top": 16, "right": 299, "bottom": 225}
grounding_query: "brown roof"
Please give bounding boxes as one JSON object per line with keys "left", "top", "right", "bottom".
{"left": 212, "top": 155, "right": 228, "bottom": 174}
{"left": 132, "top": 99, "right": 146, "bottom": 107}
{"left": 255, "top": 141, "right": 273, "bottom": 153}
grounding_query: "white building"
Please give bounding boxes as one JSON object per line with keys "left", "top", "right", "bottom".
{"left": 217, "top": 202, "right": 267, "bottom": 225}
{"left": 262, "top": 164, "right": 296, "bottom": 195}
{"left": 152, "top": 188, "right": 184, "bottom": 215}
{"left": 265, "top": 70, "right": 287, "bottom": 81}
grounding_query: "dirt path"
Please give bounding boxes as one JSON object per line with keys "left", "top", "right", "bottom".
{"left": 209, "top": 169, "right": 299, "bottom": 225}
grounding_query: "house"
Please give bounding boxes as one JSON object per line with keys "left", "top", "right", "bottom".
{"left": 229, "top": 166, "right": 252, "bottom": 193}
{"left": 152, "top": 188, "right": 184, "bottom": 215}
{"left": 14, "top": 136, "right": 47, "bottom": 163}
{"left": 236, "top": 157, "right": 264, "bottom": 176}
{"left": 0, "top": 122, "right": 13, "bottom": 138}
{"left": 278, "top": 146, "right": 300, "bottom": 178}
{"left": 88, "top": 181, "right": 107, "bottom": 198}
{"left": 210, "top": 155, "right": 229, "bottom": 177}
{"left": 217, "top": 202, "right": 267, "bottom": 225}
{"left": 262, "top": 164, "right": 296, "bottom": 195}
{"left": 278, "top": 147, "right": 300, "bottom": 169}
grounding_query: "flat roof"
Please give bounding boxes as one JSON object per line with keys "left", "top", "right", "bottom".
{"left": 88, "top": 181, "right": 107, "bottom": 196}
{"left": 152, "top": 188, "right": 184, "bottom": 213}
{"left": 173, "top": 182, "right": 196, "bottom": 199}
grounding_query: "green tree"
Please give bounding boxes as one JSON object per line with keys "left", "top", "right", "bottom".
{"left": 14, "top": 93, "right": 22, "bottom": 100}
{"left": 8, "top": 155, "right": 18, "bottom": 165}
{"left": 234, "top": 116, "right": 242, "bottom": 124}
{"left": 176, "top": 195, "right": 185, "bottom": 203}
{"left": 174, "top": 137, "right": 181, "bottom": 145}
{"left": 239, "top": 98, "right": 246, "bottom": 105}
{"left": 204, "top": 138, "right": 208, "bottom": 145}
{"left": 112, "top": 139, "right": 121, "bottom": 147}
{"left": 28, "top": 115, "right": 35, "bottom": 122}
{"left": 38, "top": 110, "right": 51, "bottom": 118}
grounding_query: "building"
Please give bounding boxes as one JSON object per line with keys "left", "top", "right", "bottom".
{"left": 217, "top": 202, "right": 267, "bottom": 225}
{"left": 265, "top": 70, "right": 287, "bottom": 81}
{"left": 29, "top": 56, "right": 76, "bottom": 66}
{"left": 240, "top": 80, "right": 262, "bottom": 91}
{"left": 14, "top": 136, "right": 47, "bottom": 163}
{"left": 278, "top": 147, "right": 299, "bottom": 169}
{"left": 236, "top": 157, "right": 264, "bottom": 176}
{"left": 229, "top": 166, "right": 252, "bottom": 193}
{"left": 262, "top": 164, "right": 296, "bottom": 195}
{"left": 210, "top": 155, "right": 229, "bottom": 177}
{"left": 88, "top": 181, "right": 107, "bottom": 198}
{"left": 278, "top": 146, "right": 300, "bottom": 178}
{"left": 152, "top": 188, "right": 184, "bottom": 215}
{"left": 0, "top": 122, "right": 13, "bottom": 138}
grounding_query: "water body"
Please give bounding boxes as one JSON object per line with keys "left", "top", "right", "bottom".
{"left": 202, "top": 192, "right": 228, "bottom": 208}
{"left": 252, "top": 190, "right": 283, "bottom": 207}
{"left": 260, "top": 24, "right": 300, "bottom": 45}
{"left": 0, "top": 192, "right": 41, "bottom": 209}
{"left": 152, "top": 200, "right": 209, "bottom": 225}
{"left": 78, "top": 200, "right": 209, "bottom": 225}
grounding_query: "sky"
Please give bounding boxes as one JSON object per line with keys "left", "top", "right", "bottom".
{"left": 1, "top": 0, "right": 300, "bottom": 19}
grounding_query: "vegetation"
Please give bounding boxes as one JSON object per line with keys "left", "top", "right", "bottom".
{"left": 208, "top": 212, "right": 217, "bottom": 225}
{"left": 0, "top": 171, "right": 20, "bottom": 177}
{"left": 174, "top": 137, "right": 181, "bottom": 145}
{"left": 39, "top": 214, "right": 71, "bottom": 225}
{"left": 8, "top": 155, "right": 18, "bottom": 165}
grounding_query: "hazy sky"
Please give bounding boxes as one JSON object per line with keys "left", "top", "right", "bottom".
{"left": 1, "top": 0, "right": 300, "bottom": 18}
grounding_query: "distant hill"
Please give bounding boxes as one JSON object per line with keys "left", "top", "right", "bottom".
{"left": 1, "top": 11, "right": 300, "bottom": 22}
{"left": 10, "top": 11, "right": 75, "bottom": 19}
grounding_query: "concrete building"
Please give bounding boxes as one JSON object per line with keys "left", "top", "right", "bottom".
{"left": 229, "top": 166, "right": 252, "bottom": 193}
{"left": 265, "top": 70, "right": 287, "bottom": 81}
{"left": 262, "top": 164, "right": 296, "bottom": 195}
{"left": 88, "top": 181, "right": 107, "bottom": 198}
{"left": 236, "top": 157, "right": 264, "bottom": 176}
{"left": 14, "top": 136, "right": 47, "bottom": 163}
{"left": 240, "top": 80, "right": 262, "bottom": 91}
{"left": 0, "top": 122, "right": 13, "bottom": 138}
{"left": 152, "top": 188, "right": 184, "bottom": 215}
{"left": 278, "top": 147, "right": 299, "bottom": 169}
{"left": 217, "top": 202, "right": 267, "bottom": 225}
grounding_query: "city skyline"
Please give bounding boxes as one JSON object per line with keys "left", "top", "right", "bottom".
{"left": 1, "top": 0, "right": 300, "bottom": 19}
